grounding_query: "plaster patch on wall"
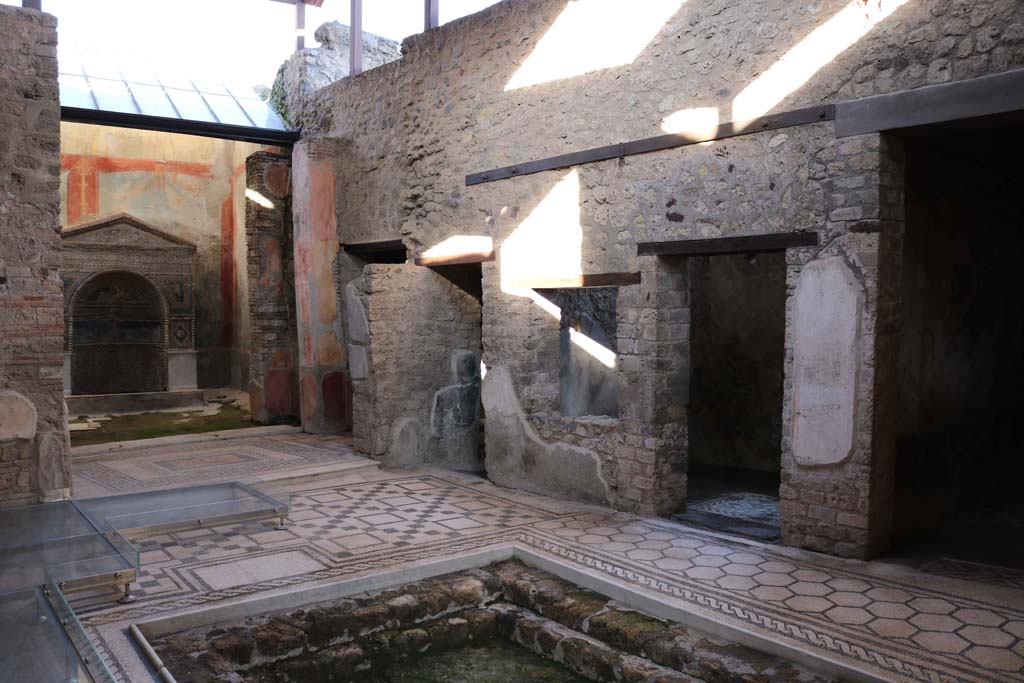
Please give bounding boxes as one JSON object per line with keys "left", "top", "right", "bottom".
{"left": 345, "top": 283, "right": 369, "bottom": 344}
{"left": 792, "top": 256, "right": 862, "bottom": 467}
{"left": 482, "top": 366, "right": 610, "bottom": 505}
{"left": 0, "top": 391, "right": 37, "bottom": 442}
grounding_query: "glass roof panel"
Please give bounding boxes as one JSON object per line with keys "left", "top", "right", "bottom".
{"left": 57, "top": 74, "right": 96, "bottom": 110}
{"left": 126, "top": 82, "right": 178, "bottom": 119}
{"left": 89, "top": 77, "right": 138, "bottom": 114}
{"left": 238, "top": 98, "right": 288, "bottom": 130}
{"left": 203, "top": 93, "right": 254, "bottom": 127}
{"left": 164, "top": 87, "right": 218, "bottom": 123}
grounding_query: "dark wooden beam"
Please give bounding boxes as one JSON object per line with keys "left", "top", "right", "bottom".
{"left": 637, "top": 231, "right": 818, "bottom": 257}
{"left": 835, "top": 67, "right": 1024, "bottom": 137}
{"left": 511, "top": 272, "right": 642, "bottom": 290}
{"left": 466, "top": 105, "right": 834, "bottom": 186}
{"left": 414, "top": 251, "right": 495, "bottom": 267}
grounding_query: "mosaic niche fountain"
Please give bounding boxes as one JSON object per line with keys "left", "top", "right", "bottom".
{"left": 153, "top": 561, "right": 836, "bottom": 683}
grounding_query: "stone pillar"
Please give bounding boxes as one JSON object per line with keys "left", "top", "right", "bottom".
{"left": 291, "top": 139, "right": 351, "bottom": 433}
{"left": 617, "top": 255, "right": 690, "bottom": 516}
{"left": 0, "top": 6, "right": 69, "bottom": 506}
{"left": 779, "top": 133, "right": 903, "bottom": 559}
{"left": 246, "top": 151, "right": 300, "bottom": 424}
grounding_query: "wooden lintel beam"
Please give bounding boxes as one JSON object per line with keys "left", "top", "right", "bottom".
{"left": 414, "top": 251, "right": 495, "bottom": 267}
{"left": 637, "top": 231, "right": 818, "bottom": 257}
{"left": 514, "top": 272, "right": 642, "bottom": 290}
{"left": 466, "top": 105, "right": 834, "bottom": 186}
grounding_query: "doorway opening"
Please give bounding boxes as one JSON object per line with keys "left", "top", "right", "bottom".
{"left": 887, "top": 121, "right": 1024, "bottom": 579}
{"left": 670, "top": 251, "right": 788, "bottom": 542}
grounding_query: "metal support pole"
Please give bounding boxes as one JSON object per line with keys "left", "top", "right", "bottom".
{"left": 22, "top": 0, "right": 42, "bottom": 10}
{"left": 118, "top": 582, "right": 137, "bottom": 604}
{"left": 350, "top": 0, "right": 363, "bottom": 75}
{"left": 295, "top": 0, "right": 306, "bottom": 50}
{"left": 425, "top": 0, "right": 439, "bottom": 30}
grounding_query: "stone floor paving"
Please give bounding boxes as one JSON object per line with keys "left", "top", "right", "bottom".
{"left": 72, "top": 430, "right": 368, "bottom": 497}
{"left": 66, "top": 441, "right": 1024, "bottom": 683}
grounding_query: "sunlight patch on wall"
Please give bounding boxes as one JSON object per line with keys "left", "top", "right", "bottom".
{"left": 498, "top": 169, "right": 617, "bottom": 368}
{"left": 245, "top": 188, "right": 275, "bottom": 209}
{"left": 505, "top": 0, "right": 685, "bottom": 91}
{"left": 731, "top": 0, "right": 910, "bottom": 127}
{"left": 660, "top": 106, "right": 720, "bottom": 138}
{"left": 500, "top": 170, "right": 583, "bottom": 294}
{"left": 421, "top": 235, "right": 494, "bottom": 260}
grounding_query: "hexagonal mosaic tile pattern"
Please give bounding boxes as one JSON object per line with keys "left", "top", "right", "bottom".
{"left": 69, "top": 461, "right": 1024, "bottom": 683}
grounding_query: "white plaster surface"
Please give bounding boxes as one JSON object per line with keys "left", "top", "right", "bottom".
{"left": 792, "top": 257, "right": 862, "bottom": 466}
{"left": 167, "top": 350, "right": 198, "bottom": 391}
{"left": 0, "top": 390, "right": 37, "bottom": 441}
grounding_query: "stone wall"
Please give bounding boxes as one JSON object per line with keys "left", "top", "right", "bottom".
{"left": 298, "top": 0, "right": 1024, "bottom": 556}
{"left": 269, "top": 21, "right": 402, "bottom": 130}
{"left": 348, "top": 265, "right": 482, "bottom": 471}
{"left": 59, "top": 122, "right": 265, "bottom": 389}
{"left": 0, "top": 6, "right": 67, "bottom": 506}
{"left": 246, "top": 152, "right": 299, "bottom": 424}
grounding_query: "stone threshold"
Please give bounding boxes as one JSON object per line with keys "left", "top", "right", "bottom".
{"left": 129, "top": 545, "right": 887, "bottom": 683}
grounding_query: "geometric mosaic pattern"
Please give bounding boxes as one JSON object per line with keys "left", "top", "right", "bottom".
{"left": 687, "top": 492, "right": 781, "bottom": 527}
{"left": 71, "top": 460, "right": 1024, "bottom": 683}
{"left": 919, "top": 558, "right": 1024, "bottom": 592}
{"left": 72, "top": 433, "right": 365, "bottom": 497}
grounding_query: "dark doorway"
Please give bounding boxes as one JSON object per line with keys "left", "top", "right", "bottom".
{"left": 671, "top": 252, "right": 787, "bottom": 541}
{"left": 887, "top": 122, "right": 1024, "bottom": 579}
{"left": 71, "top": 271, "right": 166, "bottom": 395}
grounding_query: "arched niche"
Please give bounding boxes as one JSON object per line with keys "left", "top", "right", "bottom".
{"left": 68, "top": 270, "right": 168, "bottom": 395}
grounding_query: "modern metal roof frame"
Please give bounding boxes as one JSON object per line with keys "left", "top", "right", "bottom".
{"left": 61, "top": 105, "right": 300, "bottom": 146}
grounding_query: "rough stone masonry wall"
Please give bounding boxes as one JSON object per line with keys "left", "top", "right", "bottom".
{"left": 302, "top": 0, "right": 1024, "bottom": 556}
{"left": 0, "top": 6, "right": 68, "bottom": 506}
{"left": 348, "top": 265, "right": 483, "bottom": 471}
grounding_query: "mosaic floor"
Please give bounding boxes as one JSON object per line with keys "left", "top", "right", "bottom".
{"left": 72, "top": 431, "right": 368, "bottom": 497}
{"left": 688, "top": 491, "right": 781, "bottom": 527}
{"left": 65, "top": 440, "right": 1024, "bottom": 683}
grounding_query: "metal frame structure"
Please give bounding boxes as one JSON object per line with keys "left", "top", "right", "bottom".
{"left": 269, "top": 0, "right": 444, "bottom": 76}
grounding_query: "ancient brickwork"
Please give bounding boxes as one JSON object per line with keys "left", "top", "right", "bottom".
{"left": 0, "top": 6, "right": 67, "bottom": 506}
{"left": 246, "top": 152, "right": 299, "bottom": 424}
{"left": 297, "top": 0, "right": 1024, "bottom": 556}
{"left": 348, "top": 265, "right": 482, "bottom": 470}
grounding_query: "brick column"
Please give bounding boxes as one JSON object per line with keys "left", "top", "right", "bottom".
{"left": 0, "top": 6, "right": 67, "bottom": 506}
{"left": 779, "top": 133, "right": 904, "bottom": 559}
{"left": 617, "top": 255, "right": 690, "bottom": 515}
{"left": 246, "top": 152, "right": 299, "bottom": 424}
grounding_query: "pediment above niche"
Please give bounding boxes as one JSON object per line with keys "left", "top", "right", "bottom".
{"left": 62, "top": 213, "right": 196, "bottom": 251}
